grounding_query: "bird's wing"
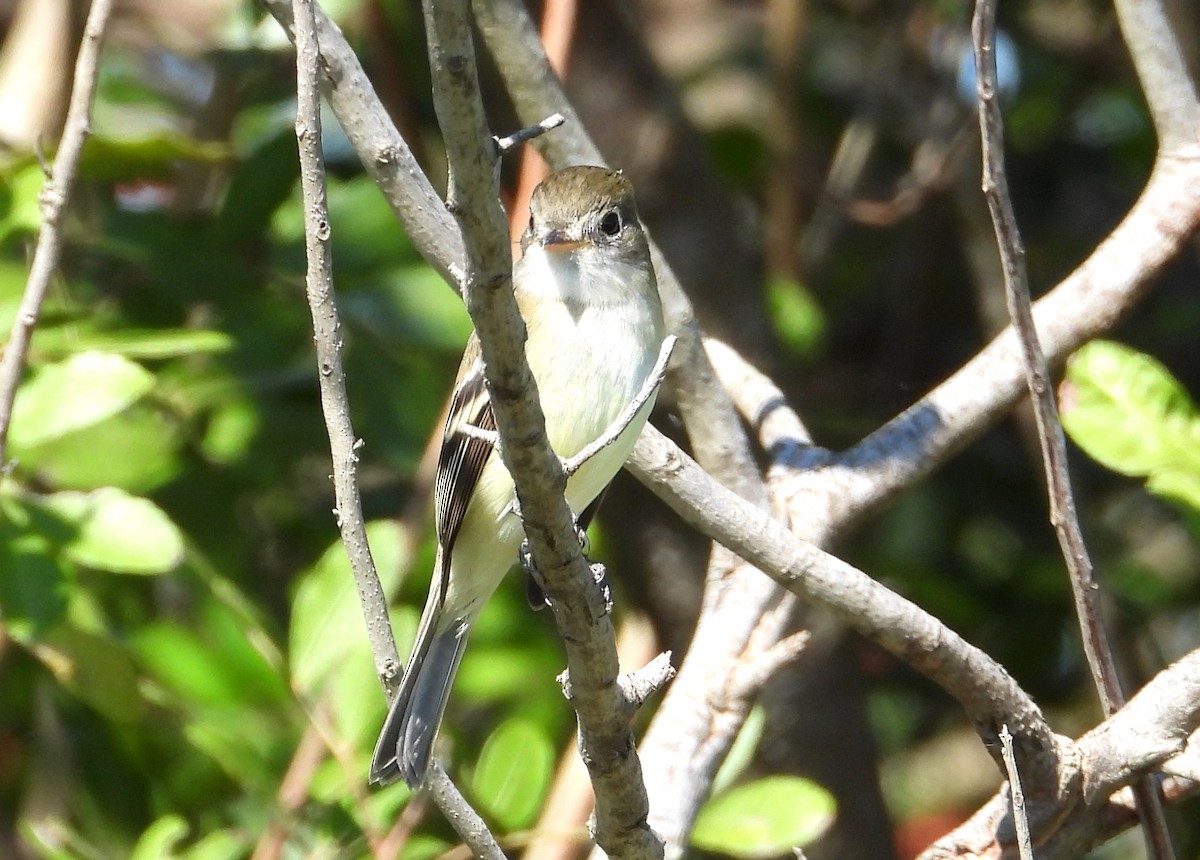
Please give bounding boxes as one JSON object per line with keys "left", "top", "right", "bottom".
{"left": 434, "top": 334, "right": 496, "bottom": 556}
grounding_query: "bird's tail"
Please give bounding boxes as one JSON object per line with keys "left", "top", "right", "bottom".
{"left": 369, "top": 605, "right": 470, "bottom": 787}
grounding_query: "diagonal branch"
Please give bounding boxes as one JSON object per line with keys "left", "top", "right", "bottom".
{"left": 0, "top": 0, "right": 113, "bottom": 464}
{"left": 629, "top": 425, "right": 1073, "bottom": 808}
{"left": 262, "top": 0, "right": 465, "bottom": 291}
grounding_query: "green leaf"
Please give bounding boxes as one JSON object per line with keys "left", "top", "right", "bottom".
{"left": 10, "top": 352, "right": 156, "bottom": 449}
{"left": 32, "top": 328, "right": 234, "bottom": 360}
{"left": 692, "top": 776, "right": 836, "bottom": 858}
{"left": 134, "top": 599, "right": 289, "bottom": 711}
{"left": 766, "top": 278, "right": 825, "bottom": 360}
{"left": 29, "top": 624, "right": 146, "bottom": 722}
{"left": 0, "top": 517, "right": 70, "bottom": 638}
{"left": 16, "top": 404, "right": 183, "bottom": 493}
{"left": 130, "top": 816, "right": 189, "bottom": 860}
{"left": 0, "top": 161, "right": 47, "bottom": 241}
{"left": 181, "top": 829, "right": 246, "bottom": 860}
{"left": 1061, "top": 340, "right": 1200, "bottom": 512}
{"left": 77, "top": 133, "right": 230, "bottom": 183}
{"left": 1061, "top": 340, "right": 1200, "bottom": 474}
{"left": 41, "top": 488, "right": 184, "bottom": 575}
{"left": 470, "top": 719, "right": 554, "bottom": 830}
{"left": 1145, "top": 470, "right": 1200, "bottom": 511}
{"left": 289, "top": 520, "right": 408, "bottom": 695}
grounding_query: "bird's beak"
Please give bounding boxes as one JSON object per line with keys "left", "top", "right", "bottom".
{"left": 539, "top": 228, "right": 586, "bottom": 253}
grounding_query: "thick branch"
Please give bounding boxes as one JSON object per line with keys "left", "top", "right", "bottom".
{"left": 775, "top": 155, "right": 1200, "bottom": 539}
{"left": 629, "top": 426, "right": 1071, "bottom": 802}
{"left": 0, "top": 0, "right": 113, "bottom": 463}
{"left": 920, "top": 648, "right": 1200, "bottom": 859}
{"left": 468, "top": 9, "right": 798, "bottom": 856}
{"left": 420, "top": 2, "right": 660, "bottom": 857}
{"left": 1111, "top": 0, "right": 1200, "bottom": 153}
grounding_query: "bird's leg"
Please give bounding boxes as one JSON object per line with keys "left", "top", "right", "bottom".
{"left": 518, "top": 491, "right": 606, "bottom": 611}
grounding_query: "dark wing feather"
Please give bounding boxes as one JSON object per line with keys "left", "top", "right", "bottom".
{"left": 434, "top": 336, "right": 496, "bottom": 556}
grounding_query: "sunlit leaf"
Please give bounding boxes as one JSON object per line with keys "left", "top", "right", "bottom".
{"left": 134, "top": 599, "right": 290, "bottom": 711}
{"left": 692, "top": 776, "right": 836, "bottom": 858}
{"left": 0, "top": 161, "right": 47, "bottom": 240}
{"left": 17, "top": 405, "right": 183, "bottom": 493}
{"left": 1146, "top": 470, "right": 1200, "bottom": 511}
{"left": 400, "top": 834, "right": 452, "bottom": 860}
{"left": 289, "top": 520, "right": 408, "bottom": 695}
{"left": 181, "top": 828, "right": 246, "bottom": 860}
{"left": 1061, "top": 340, "right": 1200, "bottom": 512}
{"left": 32, "top": 328, "right": 234, "bottom": 360}
{"left": 130, "top": 816, "right": 189, "bottom": 860}
{"left": 41, "top": 488, "right": 184, "bottom": 575}
{"left": 767, "top": 278, "right": 825, "bottom": 360}
{"left": 471, "top": 719, "right": 554, "bottom": 830}
{"left": 10, "top": 352, "right": 155, "bottom": 449}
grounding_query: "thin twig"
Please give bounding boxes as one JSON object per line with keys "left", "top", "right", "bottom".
{"left": 563, "top": 336, "right": 675, "bottom": 478}
{"left": 0, "top": 0, "right": 113, "bottom": 464}
{"left": 426, "top": 764, "right": 507, "bottom": 860}
{"left": 972, "top": 2, "right": 1176, "bottom": 856}
{"left": 496, "top": 113, "right": 565, "bottom": 155}
{"left": 293, "top": 4, "right": 504, "bottom": 855}
{"left": 292, "top": 0, "right": 399, "bottom": 694}
{"left": 999, "top": 725, "right": 1034, "bottom": 860}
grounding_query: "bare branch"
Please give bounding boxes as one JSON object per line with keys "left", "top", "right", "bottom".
{"left": 420, "top": 2, "right": 660, "bottom": 856}
{"left": 0, "top": 0, "right": 113, "bottom": 464}
{"left": 921, "top": 648, "right": 1200, "bottom": 859}
{"left": 294, "top": 4, "right": 504, "bottom": 855}
{"left": 703, "top": 337, "right": 814, "bottom": 452}
{"left": 629, "top": 426, "right": 1071, "bottom": 803}
{"left": 425, "top": 764, "right": 507, "bottom": 860}
{"left": 774, "top": 153, "right": 1200, "bottom": 541}
{"left": 496, "top": 112, "right": 565, "bottom": 155}
{"left": 467, "top": 11, "right": 797, "bottom": 856}
{"left": 261, "top": 0, "right": 465, "bottom": 291}
{"left": 1112, "top": 0, "right": 1200, "bottom": 153}
{"left": 973, "top": 3, "right": 1175, "bottom": 853}
{"left": 998, "top": 725, "right": 1034, "bottom": 860}
{"left": 292, "top": 0, "right": 398, "bottom": 695}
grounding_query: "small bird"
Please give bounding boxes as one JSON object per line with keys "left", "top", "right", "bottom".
{"left": 370, "top": 165, "right": 666, "bottom": 787}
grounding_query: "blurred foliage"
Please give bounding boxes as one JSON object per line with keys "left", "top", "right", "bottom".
{"left": 0, "top": 1, "right": 1197, "bottom": 859}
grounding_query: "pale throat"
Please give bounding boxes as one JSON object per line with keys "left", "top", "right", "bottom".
{"left": 516, "top": 242, "right": 652, "bottom": 310}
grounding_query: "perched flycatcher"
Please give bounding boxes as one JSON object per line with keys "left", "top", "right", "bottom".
{"left": 370, "top": 166, "right": 666, "bottom": 787}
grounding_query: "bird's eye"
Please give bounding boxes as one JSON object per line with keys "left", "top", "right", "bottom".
{"left": 527, "top": 215, "right": 535, "bottom": 233}
{"left": 599, "top": 210, "right": 622, "bottom": 237}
